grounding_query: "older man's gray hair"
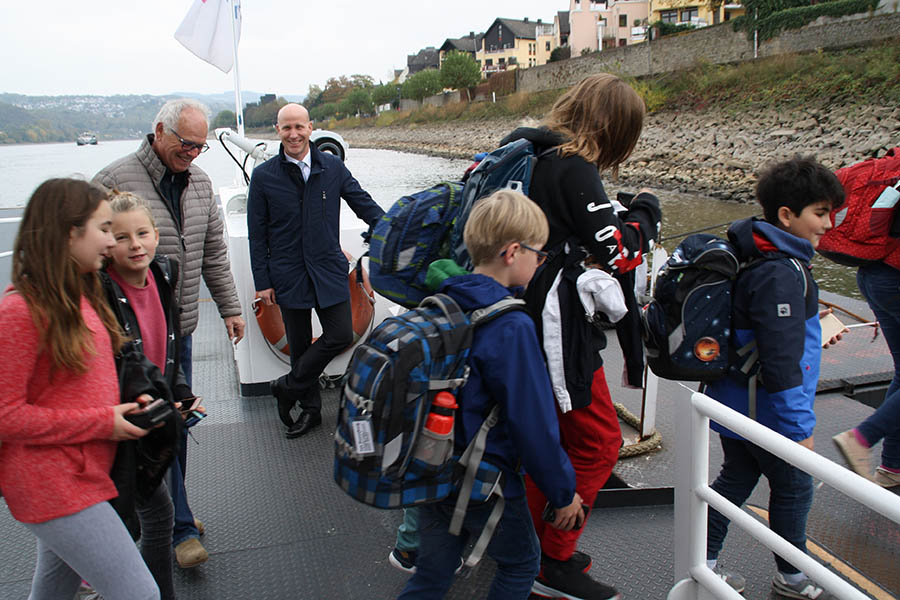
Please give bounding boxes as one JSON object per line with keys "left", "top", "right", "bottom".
{"left": 152, "top": 98, "right": 210, "bottom": 132}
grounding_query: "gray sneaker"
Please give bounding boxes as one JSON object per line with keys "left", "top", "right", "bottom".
{"left": 712, "top": 565, "right": 745, "bottom": 593}
{"left": 772, "top": 572, "right": 831, "bottom": 599}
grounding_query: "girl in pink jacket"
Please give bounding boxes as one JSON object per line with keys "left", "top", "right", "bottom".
{"left": 0, "top": 178, "right": 160, "bottom": 600}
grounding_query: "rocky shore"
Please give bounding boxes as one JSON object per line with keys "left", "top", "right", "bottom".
{"left": 339, "top": 104, "right": 900, "bottom": 202}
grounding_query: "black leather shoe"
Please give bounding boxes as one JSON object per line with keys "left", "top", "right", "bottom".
{"left": 285, "top": 411, "right": 322, "bottom": 439}
{"left": 271, "top": 378, "right": 296, "bottom": 427}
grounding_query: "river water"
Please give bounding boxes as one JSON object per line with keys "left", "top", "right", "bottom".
{"left": 0, "top": 138, "right": 861, "bottom": 298}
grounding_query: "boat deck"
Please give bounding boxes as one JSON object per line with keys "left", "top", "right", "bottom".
{"left": 0, "top": 282, "right": 898, "bottom": 599}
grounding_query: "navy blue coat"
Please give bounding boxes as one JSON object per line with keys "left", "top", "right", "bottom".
{"left": 707, "top": 217, "right": 821, "bottom": 442}
{"left": 441, "top": 274, "right": 576, "bottom": 508}
{"left": 247, "top": 144, "right": 384, "bottom": 309}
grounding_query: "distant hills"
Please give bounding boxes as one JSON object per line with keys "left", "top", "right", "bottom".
{"left": 0, "top": 91, "right": 305, "bottom": 144}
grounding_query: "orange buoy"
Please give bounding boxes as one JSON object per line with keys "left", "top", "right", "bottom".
{"left": 253, "top": 250, "right": 375, "bottom": 357}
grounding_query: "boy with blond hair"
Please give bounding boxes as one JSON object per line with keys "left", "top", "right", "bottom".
{"left": 397, "top": 190, "right": 584, "bottom": 599}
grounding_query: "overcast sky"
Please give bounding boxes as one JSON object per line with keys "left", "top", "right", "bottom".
{"left": 2, "top": 0, "right": 561, "bottom": 98}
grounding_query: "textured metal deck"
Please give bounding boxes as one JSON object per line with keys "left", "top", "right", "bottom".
{"left": 0, "top": 293, "right": 897, "bottom": 599}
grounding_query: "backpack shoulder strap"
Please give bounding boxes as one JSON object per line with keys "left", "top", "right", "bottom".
{"left": 469, "top": 297, "right": 526, "bottom": 326}
{"left": 449, "top": 403, "right": 503, "bottom": 567}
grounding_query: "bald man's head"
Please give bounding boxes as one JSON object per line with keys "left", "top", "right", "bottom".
{"left": 276, "top": 103, "right": 313, "bottom": 160}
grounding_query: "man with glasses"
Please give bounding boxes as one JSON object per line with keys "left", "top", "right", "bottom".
{"left": 94, "top": 98, "right": 244, "bottom": 570}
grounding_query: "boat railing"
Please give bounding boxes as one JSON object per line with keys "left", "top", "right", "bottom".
{"left": 668, "top": 388, "right": 900, "bottom": 600}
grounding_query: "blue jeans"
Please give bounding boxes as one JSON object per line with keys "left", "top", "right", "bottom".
{"left": 856, "top": 263, "right": 900, "bottom": 470}
{"left": 170, "top": 335, "right": 199, "bottom": 546}
{"left": 398, "top": 496, "right": 540, "bottom": 600}
{"left": 395, "top": 507, "right": 419, "bottom": 552}
{"left": 707, "top": 435, "right": 813, "bottom": 574}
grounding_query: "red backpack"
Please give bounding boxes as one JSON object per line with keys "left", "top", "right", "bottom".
{"left": 818, "top": 148, "right": 900, "bottom": 270}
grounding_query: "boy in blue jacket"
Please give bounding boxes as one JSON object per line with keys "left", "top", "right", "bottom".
{"left": 397, "top": 190, "right": 586, "bottom": 600}
{"left": 705, "top": 157, "right": 845, "bottom": 600}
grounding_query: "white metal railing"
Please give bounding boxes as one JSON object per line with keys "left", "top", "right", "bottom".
{"left": 669, "top": 388, "right": 900, "bottom": 600}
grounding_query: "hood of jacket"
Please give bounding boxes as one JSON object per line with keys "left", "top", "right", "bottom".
{"left": 439, "top": 273, "right": 522, "bottom": 312}
{"left": 500, "top": 126, "right": 566, "bottom": 152}
{"left": 728, "top": 216, "right": 815, "bottom": 264}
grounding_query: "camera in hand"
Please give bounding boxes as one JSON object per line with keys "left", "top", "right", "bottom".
{"left": 124, "top": 398, "right": 173, "bottom": 430}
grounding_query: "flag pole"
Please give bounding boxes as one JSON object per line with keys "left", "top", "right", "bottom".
{"left": 230, "top": 0, "right": 245, "bottom": 137}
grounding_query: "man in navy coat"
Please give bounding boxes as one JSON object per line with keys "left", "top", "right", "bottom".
{"left": 248, "top": 103, "right": 384, "bottom": 438}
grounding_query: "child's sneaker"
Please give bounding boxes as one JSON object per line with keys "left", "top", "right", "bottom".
{"left": 388, "top": 547, "right": 417, "bottom": 573}
{"left": 832, "top": 430, "right": 871, "bottom": 479}
{"left": 874, "top": 465, "right": 900, "bottom": 488}
{"left": 711, "top": 565, "right": 745, "bottom": 593}
{"left": 532, "top": 553, "right": 621, "bottom": 600}
{"left": 772, "top": 572, "right": 831, "bottom": 599}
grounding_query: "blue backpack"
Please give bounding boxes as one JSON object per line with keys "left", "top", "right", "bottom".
{"left": 368, "top": 138, "right": 551, "bottom": 307}
{"left": 450, "top": 138, "right": 550, "bottom": 270}
{"left": 641, "top": 234, "right": 743, "bottom": 382}
{"left": 334, "top": 294, "right": 524, "bottom": 565}
{"left": 368, "top": 182, "right": 464, "bottom": 308}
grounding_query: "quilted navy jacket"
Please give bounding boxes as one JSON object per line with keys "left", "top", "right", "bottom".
{"left": 441, "top": 274, "right": 576, "bottom": 509}
{"left": 706, "top": 217, "right": 821, "bottom": 442}
{"left": 247, "top": 144, "right": 384, "bottom": 309}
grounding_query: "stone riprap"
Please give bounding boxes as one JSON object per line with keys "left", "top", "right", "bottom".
{"left": 341, "top": 103, "right": 900, "bottom": 202}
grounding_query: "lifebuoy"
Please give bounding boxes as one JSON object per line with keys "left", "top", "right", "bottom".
{"left": 253, "top": 250, "right": 376, "bottom": 357}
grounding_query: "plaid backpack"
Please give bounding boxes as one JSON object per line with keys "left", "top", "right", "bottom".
{"left": 334, "top": 293, "right": 524, "bottom": 565}
{"left": 368, "top": 182, "right": 464, "bottom": 308}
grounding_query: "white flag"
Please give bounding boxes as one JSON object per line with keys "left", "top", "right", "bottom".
{"left": 174, "top": 0, "right": 241, "bottom": 73}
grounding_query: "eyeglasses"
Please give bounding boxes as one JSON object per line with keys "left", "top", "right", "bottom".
{"left": 169, "top": 128, "right": 209, "bottom": 153}
{"left": 501, "top": 242, "right": 549, "bottom": 265}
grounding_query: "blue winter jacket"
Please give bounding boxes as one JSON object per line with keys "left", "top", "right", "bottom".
{"left": 441, "top": 274, "right": 577, "bottom": 508}
{"left": 247, "top": 144, "right": 385, "bottom": 309}
{"left": 706, "top": 217, "right": 821, "bottom": 442}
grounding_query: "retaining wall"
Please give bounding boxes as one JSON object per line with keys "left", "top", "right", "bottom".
{"left": 516, "top": 11, "right": 900, "bottom": 93}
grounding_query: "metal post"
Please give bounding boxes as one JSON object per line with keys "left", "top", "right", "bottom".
{"left": 230, "top": 0, "right": 245, "bottom": 136}
{"left": 672, "top": 388, "right": 709, "bottom": 595}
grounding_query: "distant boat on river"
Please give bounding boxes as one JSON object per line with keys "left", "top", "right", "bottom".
{"left": 75, "top": 132, "right": 97, "bottom": 146}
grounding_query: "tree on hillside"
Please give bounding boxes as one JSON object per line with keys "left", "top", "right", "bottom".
{"left": 549, "top": 46, "right": 571, "bottom": 62}
{"left": 244, "top": 96, "right": 286, "bottom": 128}
{"left": 213, "top": 110, "right": 237, "bottom": 129}
{"left": 345, "top": 87, "right": 374, "bottom": 116}
{"left": 371, "top": 83, "right": 399, "bottom": 109}
{"left": 305, "top": 84, "right": 323, "bottom": 108}
{"left": 349, "top": 74, "right": 376, "bottom": 89}
{"left": 402, "top": 69, "right": 443, "bottom": 102}
{"left": 440, "top": 51, "right": 482, "bottom": 101}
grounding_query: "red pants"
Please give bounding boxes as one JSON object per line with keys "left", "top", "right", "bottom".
{"left": 525, "top": 366, "right": 621, "bottom": 561}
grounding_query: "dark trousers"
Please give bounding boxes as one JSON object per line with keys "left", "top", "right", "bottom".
{"left": 398, "top": 496, "right": 540, "bottom": 600}
{"left": 280, "top": 300, "right": 352, "bottom": 413}
{"left": 707, "top": 434, "right": 813, "bottom": 574}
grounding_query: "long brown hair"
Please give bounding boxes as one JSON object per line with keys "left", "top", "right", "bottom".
{"left": 11, "top": 178, "right": 125, "bottom": 373}
{"left": 544, "top": 73, "right": 645, "bottom": 177}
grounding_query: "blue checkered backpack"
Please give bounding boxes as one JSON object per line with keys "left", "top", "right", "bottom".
{"left": 334, "top": 293, "right": 524, "bottom": 565}
{"left": 368, "top": 182, "right": 464, "bottom": 309}
{"left": 368, "top": 138, "right": 554, "bottom": 308}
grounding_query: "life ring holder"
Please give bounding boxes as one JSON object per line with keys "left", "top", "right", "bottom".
{"left": 252, "top": 251, "right": 376, "bottom": 365}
